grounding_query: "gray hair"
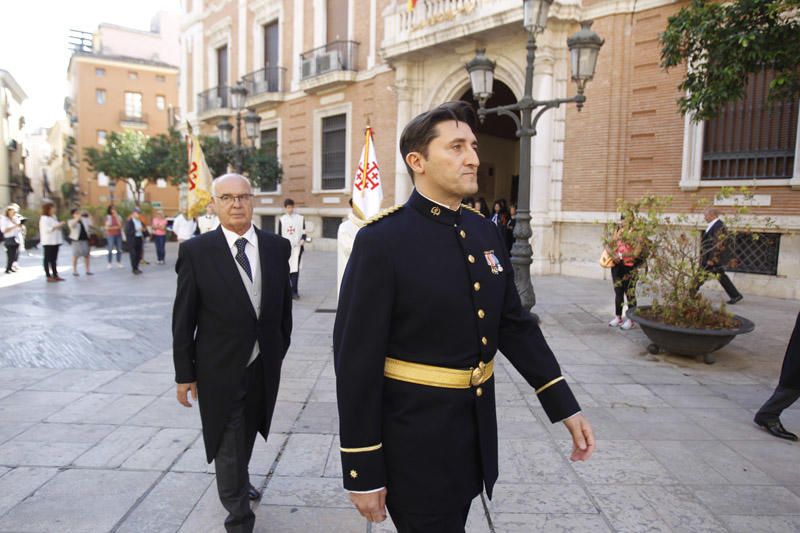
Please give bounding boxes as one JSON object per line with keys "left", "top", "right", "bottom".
{"left": 211, "top": 174, "right": 252, "bottom": 196}
{"left": 704, "top": 207, "right": 720, "bottom": 218}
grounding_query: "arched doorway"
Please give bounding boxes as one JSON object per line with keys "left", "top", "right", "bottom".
{"left": 460, "top": 81, "right": 520, "bottom": 208}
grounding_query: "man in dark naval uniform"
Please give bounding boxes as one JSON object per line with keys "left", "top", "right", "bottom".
{"left": 334, "top": 101, "right": 595, "bottom": 532}
{"left": 755, "top": 310, "right": 800, "bottom": 440}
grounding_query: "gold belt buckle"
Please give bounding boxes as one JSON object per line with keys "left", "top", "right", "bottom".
{"left": 470, "top": 361, "right": 487, "bottom": 387}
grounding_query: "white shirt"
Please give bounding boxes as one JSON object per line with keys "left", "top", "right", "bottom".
{"left": 220, "top": 224, "right": 261, "bottom": 366}
{"left": 1, "top": 216, "right": 21, "bottom": 242}
{"left": 173, "top": 214, "right": 197, "bottom": 241}
{"left": 39, "top": 215, "right": 63, "bottom": 246}
{"left": 198, "top": 214, "right": 219, "bottom": 234}
{"left": 705, "top": 218, "right": 720, "bottom": 235}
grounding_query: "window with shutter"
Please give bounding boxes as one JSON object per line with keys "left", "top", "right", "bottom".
{"left": 321, "top": 114, "right": 347, "bottom": 190}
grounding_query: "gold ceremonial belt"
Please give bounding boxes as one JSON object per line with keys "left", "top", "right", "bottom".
{"left": 384, "top": 357, "right": 494, "bottom": 389}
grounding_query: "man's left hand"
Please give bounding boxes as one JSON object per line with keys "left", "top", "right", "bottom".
{"left": 563, "top": 413, "right": 595, "bottom": 461}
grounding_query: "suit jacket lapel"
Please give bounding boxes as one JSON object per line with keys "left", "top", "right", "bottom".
{"left": 211, "top": 227, "right": 257, "bottom": 319}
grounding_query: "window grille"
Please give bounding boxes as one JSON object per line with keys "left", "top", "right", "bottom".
{"left": 727, "top": 232, "right": 781, "bottom": 276}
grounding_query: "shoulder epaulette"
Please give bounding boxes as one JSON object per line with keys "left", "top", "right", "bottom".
{"left": 460, "top": 204, "right": 484, "bottom": 217}
{"left": 364, "top": 205, "right": 403, "bottom": 226}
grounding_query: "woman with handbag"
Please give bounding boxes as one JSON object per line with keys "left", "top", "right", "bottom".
{"left": 68, "top": 209, "right": 94, "bottom": 276}
{"left": 604, "top": 217, "right": 642, "bottom": 330}
{"left": 39, "top": 202, "right": 65, "bottom": 282}
{"left": 0, "top": 205, "right": 23, "bottom": 274}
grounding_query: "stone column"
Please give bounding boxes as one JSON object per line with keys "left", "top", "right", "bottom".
{"left": 394, "top": 62, "right": 414, "bottom": 205}
{"left": 530, "top": 46, "right": 555, "bottom": 275}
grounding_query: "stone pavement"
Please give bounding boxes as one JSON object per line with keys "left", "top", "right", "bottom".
{"left": 0, "top": 242, "right": 799, "bottom": 532}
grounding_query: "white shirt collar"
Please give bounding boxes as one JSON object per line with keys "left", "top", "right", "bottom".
{"left": 417, "top": 189, "right": 460, "bottom": 211}
{"left": 705, "top": 218, "right": 719, "bottom": 233}
{"left": 221, "top": 224, "right": 256, "bottom": 250}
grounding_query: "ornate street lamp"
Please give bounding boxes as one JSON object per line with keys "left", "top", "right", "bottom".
{"left": 466, "top": 16, "right": 604, "bottom": 314}
{"left": 244, "top": 109, "right": 262, "bottom": 146}
{"left": 217, "top": 81, "right": 254, "bottom": 172}
{"left": 217, "top": 117, "right": 233, "bottom": 144}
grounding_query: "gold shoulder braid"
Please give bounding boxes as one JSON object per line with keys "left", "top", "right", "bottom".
{"left": 364, "top": 205, "right": 403, "bottom": 226}
{"left": 460, "top": 204, "right": 484, "bottom": 217}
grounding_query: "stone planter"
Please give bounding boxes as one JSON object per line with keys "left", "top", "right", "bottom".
{"left": 626, "top": 305, "right": 755, "bottom": 364}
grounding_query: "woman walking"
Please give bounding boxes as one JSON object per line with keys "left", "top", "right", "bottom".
{"left": 39, "top": 202, "right": 65, "bottom": 282}
{"left": 105, "top": 206, "right": 124, "bottom": 268}
{"left": 1, "top": 205, "right": 23, "bottom": 274}
{"left": 606, "top": 218, "right": 642, "bottom": 330}
{"left": 151, "top": 209, "right": 168, "bottom": 264}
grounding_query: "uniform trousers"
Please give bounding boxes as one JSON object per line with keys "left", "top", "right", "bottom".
{"left": 755, "top": 386, "right": 800, "bottom": 424}
{"left": 215, "top": 355, "right": 265, "bottom": 533}
{"left": 387, "top": 500, "right": 472, "bottom": 533}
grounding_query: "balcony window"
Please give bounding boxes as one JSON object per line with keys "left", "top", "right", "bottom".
{"left": 321, "top": 114, "right": 346, "bottom": 190}
{"left": 300, "top": 41, "right": 358, "bottom": 80}
{"left": 97, "top": 130, "right": 107, "bottom": 146}
{"left": 260, "top": 128, "right": 279, "bottom": 192}
{"left": 96, "top": 89, "right": 106, "bottom": 105}
{"left": 128, "top": 71, "right": 139, "bottom": 80}
{"left": 156, "top": 95, "right": 166, "bottom": 111}
{"left": 95, "top": 68, "right": 105, "bottom": 77}
{"left": 124, "top": 92, "right": 143, "bottom": 118}
{"left": 156, "top": 74, "right": 166, "bottom": 82}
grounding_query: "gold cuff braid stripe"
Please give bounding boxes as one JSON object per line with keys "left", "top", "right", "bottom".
{"left": 340, "top": 443, "right": 383, "bottom": 453}
{"left": 535, "top": 376, "right": 565, "bottom": 395}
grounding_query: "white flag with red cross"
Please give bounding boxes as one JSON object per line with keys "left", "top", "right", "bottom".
{"left": 352, "top": 126, "right": 383, "bottom": 220}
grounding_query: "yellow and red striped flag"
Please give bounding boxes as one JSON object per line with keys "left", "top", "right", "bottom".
{"left": 407, "top": 0, "right": 417, "bottom": 11}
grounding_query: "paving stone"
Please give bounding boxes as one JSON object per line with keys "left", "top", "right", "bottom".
{"left": 274, "top": 433, "right": 334, "bottom": 477}
{"left": 496, "top": 406, "right": 550, "bottom": 439}
{"left": 691, "top": 485, "right": 800, "bottom": 515}
{"left": 720, "top": 514, "right": 800, "bottom": 533}
{"left": 117, "top": 472, "right": 214, "bottom": 533}
{"left": 0, "top": 367, "right": 60, "bottom": 390}
{"left": 276, "top": 377, "right": 316, "bottom": 402}
{"left": 497, "top": 439, "right": 576, "bottom": 484}
{"left": 490, "top": 513, "right": 611, "bottom": 532}
{"left": 281, "top": 359, "right": 327, "bottom": 380}
{"left": 13, "top": 422, "right": 115, "bottom": 444}
{"left": 582, "top": 383, "right": 669, "bottom": 408}
{"left": 0, "top": 390, "right": 85, "bottom": 422}
{"left": 722, "top": 439, "right": 800, "bottom": 485}
{"left": 590, "top": 484, "right": 727, "bottom": 532}
{"left": 0, "top": 389, "right": 14, "bottom": 401}
{"left": 126, "top": 397, "right": 203, "bottom": 428}
{"left": 680, "top": 407, "right": 778, "bottom": 441}
{"left": 561, "top": 365, "right": 634, "bottom": 385}
{"left": 0, "top": 421, "right": 32, "bottom": 445}
{"left": 46, "top": 392, "right": 155, "bottom": 424}
{"left": 323, "top": 435, "right": 343, "bottom": 478}
{"left": 608, "top": 406, "right": 717, "bottom": 440}
{"left": 0, "top": 469, "right": 160, "bottom": 533}
{"left": 640, "top": 440, "right": 731, "bottom": 485}
{"left": 262, "top": 476, "right": 352, "bottom": 508}
{"left": 74, "top": 425, "right": 161, "bottom": 468}
{"left": 171, "top": 432, "right": 286, "bottom": 475}
{"left": 293, "top": 401, "right": 339, "bottom": 433}
{"left": 486, "top": 483, "right": 596, "bottom": 514}
{"left": 133, "top": 352, "right": 174, "bottom": 373}
{"left": 121, "top": 428, "right": 200, "bottom": 470}
{"left": 177, "top": 474, "right": 265, "bottom": 532}
{"left": 0, "top": 440, "right": 94, "bottom": 467}
{"left": 257, "top": 506, "right": 388, "bottom": 533}
{"left": 0, "top": 466, "right": 58, "bottom": 516}
{"left": 96, "top": 371, "right": 174, "bottom": 396}
{"left": 26, "top": 369, "right": 122, "bottom": 392}
{"left": 308, "top": 377, "right": 337, "bottom": 402}
{"left": 269, "top": 401, "right": 304, "bottom": 433}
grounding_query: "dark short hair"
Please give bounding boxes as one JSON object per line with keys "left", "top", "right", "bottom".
{"left": 284, "top": 198, "right": 295, "bottom": 208}
{"left": 70, "top": 208, "right": 78, "bottom": 216}
{"left": 107, "top": 205, "right": 115, "bottom": 215}
{"left": 399, "top": 101, "right": 477, "bottom": 182}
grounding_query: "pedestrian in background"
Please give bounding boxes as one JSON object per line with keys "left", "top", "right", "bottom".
{"left": 151, "top": 209, "right": 168, "bottom": 264}
{"left": 1, "top": 205, "right": 23, "bottom": 274}
{"left": 606, "top": 216, "right": 642, "bottom": 330}
{"left": 506, "top": 204, "right": 517, "bottom": 252}
{"left": 698, "top": 207, "right": 743, "bottom": 304}
{"left": 68, "top": 209, "right": 94, "bottom": 277}
{"left": 8, "top": 203, "right": 26, "bottom": 268}
{"left": 172, "top": 209, "right": 196, "bottom": 243}
{"left": 124, "top": 207, "right": 147, "bottom": 275}
{"left": 474, "top": 196, "right": 490, "bottom": 218}
{"left": 279, "top": 198, "right": 305, "bottom": 300}
{"left": 755, "top": 310, "right": 800, "bottom": 441}
{"left": 39, "top": 202, "right": 65, "bottom": 282}
{"left": 197, "top": 203, "right": 220, "bottom": 234}
{"left": 105, "top": 205, "right": 124, "bottom": 269}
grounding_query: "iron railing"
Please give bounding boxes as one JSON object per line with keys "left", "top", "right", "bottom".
{"left": 197, "top": 86, "right": 231, "bottom": 114}
{"left": 119, "top": 112, "right": 148, "bottom": 124}
{"left": 242, "top": 66, "right": 287, "bottom": 95}
{"left": 299, "top": 41, "right": 359, "bottom": 80}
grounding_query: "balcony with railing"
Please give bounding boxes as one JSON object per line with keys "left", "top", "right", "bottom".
{"left": 119, "top": 111, "right": 148, "bottom": 128}
{"left": 383, "top": 0, "right": 561, "bottom": 59}
{"left": 298, "top": 41, "right": 359, "bottom": 93}
{"left": 197, "top": 86, "right": 231, "bottom": 117}
{"left": 242, "top": 66, "right": 287, "bottom": 106}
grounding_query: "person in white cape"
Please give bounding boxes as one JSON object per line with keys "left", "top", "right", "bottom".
{"left": 336, "top": 199, "right": 367, "bottom": 298}
{"left": 279, "top": 198, "right": 305, "bottom": 299}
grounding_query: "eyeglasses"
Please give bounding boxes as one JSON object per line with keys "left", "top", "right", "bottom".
{"left": 216, "top": 194, "right": 254, "bottom": 205}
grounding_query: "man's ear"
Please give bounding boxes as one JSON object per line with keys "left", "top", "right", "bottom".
{"left": 405, "top": 151, "right": 425, "bottom": 176}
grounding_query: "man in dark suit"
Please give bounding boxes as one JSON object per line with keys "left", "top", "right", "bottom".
{"left": 699, "top": 207, "right": 743, "bottom": 304}
{"left": 172, "top": 173, "right": 292, "bottom": 533}
{"left": 334, "top": 102, "right": 594, "bottom": 532}
{"left": 755, "top": 311, "right": 800, "bottom": 441}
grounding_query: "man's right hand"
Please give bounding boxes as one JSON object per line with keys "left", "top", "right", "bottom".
{"left": 349, "top": 488, "right": 387, "bottom": 523}
{"left": 176, "top": 382, "right": 197, "bottom": 407}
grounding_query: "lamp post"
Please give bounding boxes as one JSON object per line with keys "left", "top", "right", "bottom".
{"left": 217, "top": 81, "right": 262, "bottom": 173}
{"left": 465, "top": 0, "right": 604, "bottom": 314}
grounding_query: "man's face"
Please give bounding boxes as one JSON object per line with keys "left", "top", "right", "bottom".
{"left": 214, "top": 176, "right": 253, "bottom": 233}
{"left": 285, "top": 204, "right": 294, "bottom": 215}
{"left": 704, "top": 211, "right": 716, "bottom": 223}
{"left": 412, "top": 120, "right": 479, "bottom": 200}
{"left": 206, "top": 204, "right": 215, "bottom": 216}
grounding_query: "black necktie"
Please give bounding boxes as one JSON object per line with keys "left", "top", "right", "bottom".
{"left": 234, "top": 238, "right": 252, "bottom": 282}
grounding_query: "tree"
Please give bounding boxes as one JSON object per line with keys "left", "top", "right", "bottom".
{"left": 660, "top": 0, "right": 800, "bottom": 121}
{"left": 85, "top": 130, "right": 151, "bottom": 204}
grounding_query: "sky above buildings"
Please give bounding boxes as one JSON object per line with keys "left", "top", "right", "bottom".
{"left": 0, "top": 0, "right": 180, "bottom": 130}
